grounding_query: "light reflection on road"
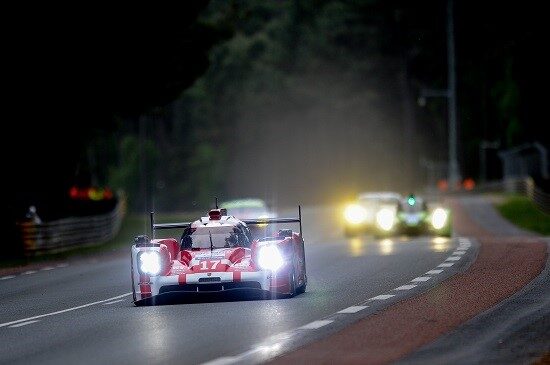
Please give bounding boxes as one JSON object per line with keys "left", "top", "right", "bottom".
{"left": 379, "top": 238, "right": 394, "bottom": 255}
{"left": 348, "top": 237, "right": 366, "bottom": 257}
{"left": 431, "top": 237, "right": 450, "bottom": 252}
{"left": 346, "top": 235, "right": 452, "bottom": 257}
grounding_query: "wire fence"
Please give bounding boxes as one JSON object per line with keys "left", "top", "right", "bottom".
{"left": 18, "top": 199, "right": 126, "bottom": 256}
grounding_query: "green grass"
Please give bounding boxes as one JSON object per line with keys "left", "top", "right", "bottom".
{"left": 1, "top": 212, "right": 199, "bottom": 269}
{"left": 497, "top": 195, "right": 550, "bottom": 235}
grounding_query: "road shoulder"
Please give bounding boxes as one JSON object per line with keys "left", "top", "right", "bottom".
{"left": 268, "top": 196, "right": 548, "bottom": 365}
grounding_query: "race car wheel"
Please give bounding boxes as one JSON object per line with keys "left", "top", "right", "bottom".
{"left": 288, "top": 268, "right": 297, "bottom": 297}
{"left": 296, "top": 277, "right": 306, "bottom": 294}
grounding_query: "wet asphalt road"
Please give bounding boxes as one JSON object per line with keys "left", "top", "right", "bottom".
{"left": 0, "top": 206, "right": 458, "bottom": 365}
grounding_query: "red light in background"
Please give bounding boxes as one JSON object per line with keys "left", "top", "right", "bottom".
{"left": 103, "top": 188, "right": 113, "bottom": 200}
{"left": 69, "top": 186, "right": 115, "bottom": 200}
{"left": 463, "top": 178, "right": 475, "bottom": 191}
{"left": 437, "top": 179, "right": 448, "bottom": 192}
{"left": 69, "top": 186, "right": 79, "bottom": 199}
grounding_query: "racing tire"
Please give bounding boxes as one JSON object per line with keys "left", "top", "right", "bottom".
{"left": 288, "top": 269, "right": 297, "bottom": 297}
{"left": 296, "top": 278, "right": 306, "bottom": 295}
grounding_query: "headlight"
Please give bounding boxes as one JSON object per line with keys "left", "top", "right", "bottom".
{"left": 257, "top": 214, "right": 270, "bottom": 227}
{"left": 376, "top": 208, "right": 395, "bottom": 231}
{"left": 344, "top": 204, "right": 368, "bottom": 224}
{"left": 431, "top": 208, "right": 448, "bottom": 230}
{"left": 257, "top": 245, "right": 284, "bottom": 271}
{"left": 139, "top": 251, "right": 162, "bottom": 276}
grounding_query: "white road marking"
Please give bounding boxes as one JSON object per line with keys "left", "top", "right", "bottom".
{"left": 0, "top": 292, "right": 132, "bottom": 328}
{"left": 201, "top": 238, "right": 474, "bottom": 365}
{"left": 202, "top": 343, "right": 282, "bottom": 365}
{"left": 299, "top": 320, "right": 333, "bottom": 330}
{"left": 0, "top": 275, "right": 16, "bottom": 280}
{"left": 22, "top": 271, "right": 37, "bottom": 275}
{"left": 395, "top": 284, "right": 417, "bottom": 290}
{"left": 438, "top": 263, "right": 454, "bottom": 267}
{"left": 202, "top": 357, "right": 238, "bottom": 365}
{"left": 56, "top": 263, "right": 69, "bottom": 268}
{"left": 411, "top": 276, "right": 431, "bottom": 282}
{"left": 370, "top": 294, "right": 395, "bottom": 300}
{"left": 102, "top": 299, "right": 125, "bottom": 305}
{"left": 41, "top": 266, "right": 55, "bottom": 271}
{"left": 337, "top": 306, "right": 368, "bottom": 314}
{"left": 9, "top": 320, "right": 40, "bottom": 328}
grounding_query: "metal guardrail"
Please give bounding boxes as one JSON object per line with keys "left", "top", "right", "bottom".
{"left": 18, "top": 199, "right": 126, "bottom": 255}
{"left": 524, "top": 178, "right": 550, "bottom": 215}
{"left": 475, "top": 177, "right": 550, "bottom": 215}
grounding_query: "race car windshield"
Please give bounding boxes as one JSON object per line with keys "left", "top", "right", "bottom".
{"left": 400, "top": 201, "right": 424, "bottom": 213}
{"left": 187, "top": 227, "right": 242, "bottom": 249}
{"left": 359, "top": 197, "right": 399, "bottom": 210}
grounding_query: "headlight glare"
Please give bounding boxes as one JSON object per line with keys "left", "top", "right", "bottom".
{"left": 376, "top": 208, "right": 395, "bottom": 231}
{"left": 139, "top": 251, "right": 162, "bottom": 276}
{"left": 344, "top": 204, "right": 368, "bottom": 224}
{"left": 258, "top": 245, "right": 284, "bottom": 271}
{"left": 431, "top": 208, "right": 448, "bottom": 230}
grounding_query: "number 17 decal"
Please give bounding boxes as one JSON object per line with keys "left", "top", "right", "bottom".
{"left": 200, "top": 260, "right": 221, "bottom": 270}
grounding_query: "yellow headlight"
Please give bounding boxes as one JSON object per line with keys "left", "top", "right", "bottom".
{"left": 344, "top": 204, "right": 368, "bottom": 224}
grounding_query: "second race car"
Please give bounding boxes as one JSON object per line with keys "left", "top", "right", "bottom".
{"left": 343, "top": 191, "right": 401, "bottom": 237}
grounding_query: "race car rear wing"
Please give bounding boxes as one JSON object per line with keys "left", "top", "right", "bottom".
{"left": 149, "top": 206, "right": 302, "bottom": 239}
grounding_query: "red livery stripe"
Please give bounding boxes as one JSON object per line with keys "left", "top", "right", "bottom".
{"left": 139, "top": 274, "right": 149, "bottom": 283}
{"left": 140, "top": 284, "right": 151, "bottom": 299}
{"left": 178, "top": 274, "right": 187, "bottom": 285}
{"left": 233, "top": 271, "right": 242, "bottom": 282}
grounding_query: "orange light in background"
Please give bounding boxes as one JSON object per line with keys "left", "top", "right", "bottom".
{"left": 437, "top": 179, "right": 448, "bottom": 192}
{"left": 88, "top": 187, "right": 104, "bottom": 201}
{"left": 103, "top": 188, "right": 114, "bottom": 200}
{"left": 463, "top": 178, "right": 475, "bottom": 191}
{"left": 69, "top": 186, "right": 115, "bottom": 201}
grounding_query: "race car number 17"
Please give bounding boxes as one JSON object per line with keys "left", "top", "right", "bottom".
{"left": 200, "top": 260, "right": 220, "bottom": 270}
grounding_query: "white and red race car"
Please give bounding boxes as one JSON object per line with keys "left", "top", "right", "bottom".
{"left": 131, "top": 207, "right": 307, "bottom": 305}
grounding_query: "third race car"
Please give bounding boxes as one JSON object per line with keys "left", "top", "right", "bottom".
{"left": 373, "top": 194, "right": 452, "bottom": 237}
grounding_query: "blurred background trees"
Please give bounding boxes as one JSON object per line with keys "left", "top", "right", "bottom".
{"left": 8, "top": 0, "right": 548, "bottom": 220}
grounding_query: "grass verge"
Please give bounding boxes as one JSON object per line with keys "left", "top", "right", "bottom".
{"left": 497, "top": 195, "right": 550, "bottom": 235}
